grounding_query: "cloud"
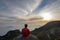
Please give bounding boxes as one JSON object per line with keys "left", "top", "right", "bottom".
{"left": 30, "top": 0, "right": 57, "bottom": 14}
{"left": 26, "top": 0, "right": 60, "bottom": 21}
{"left": 37, "top": 0, "right": 60, "bottom": 20}
{"left": 29, "top": 18, "right": 42, "bottom": 21}
{"left": 4, "top": 0, "right": 42, "bottom": 16}
{"left": 40, "top": 0, "right": 60, "bottom": 12}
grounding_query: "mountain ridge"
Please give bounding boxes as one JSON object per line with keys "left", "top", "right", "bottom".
{"left": 31, "top": 21, "right": 60, "bottom": 40}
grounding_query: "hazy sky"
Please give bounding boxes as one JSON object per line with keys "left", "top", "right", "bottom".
{"left": 0, "top": 0, "right": 60, "bottom": 36}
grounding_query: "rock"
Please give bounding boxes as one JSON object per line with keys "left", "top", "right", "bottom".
{"left": 14, "top": 34, "right": 39, "bottom": 40}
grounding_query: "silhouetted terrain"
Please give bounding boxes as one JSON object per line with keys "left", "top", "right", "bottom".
{"left": 31, "top": 21, "right": 60, "bottom": 40}
{"left": 14, "top": 34, "right": 38, "bottom": 40}
{"left": 0, "top": 21, "right": 60, "bottom": 40}
{"left": 0, "top": 30, "right": 21, "bottom": 40}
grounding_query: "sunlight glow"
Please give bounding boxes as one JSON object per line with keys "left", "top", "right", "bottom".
{"left": 41, "top": 12, "right": 52, "bottom": 20}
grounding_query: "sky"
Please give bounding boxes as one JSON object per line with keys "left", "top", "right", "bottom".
{"left": 0, "top": 0, "right": 60, "bottom": 36}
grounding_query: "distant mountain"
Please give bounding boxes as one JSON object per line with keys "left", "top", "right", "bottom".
{"left": 31, "top": 21, "right": 60, "bottom": 40}
{"left": 0, "top": 30, "right": 21, "bottom": 40}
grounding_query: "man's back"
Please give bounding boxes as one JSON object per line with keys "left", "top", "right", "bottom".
{"left": 22, "top": 28, "right": 30, "bottom": 37}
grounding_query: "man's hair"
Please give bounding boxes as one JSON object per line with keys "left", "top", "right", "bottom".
{"left": 25, "top": 24, "right": 28, "bottom": 28}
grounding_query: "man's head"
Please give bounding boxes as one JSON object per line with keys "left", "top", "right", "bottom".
{"left": 25, "top": 24, "right": 28, "bottom": 28}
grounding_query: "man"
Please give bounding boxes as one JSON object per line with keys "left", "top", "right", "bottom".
{"left": 22, "top": 24, "right": 30, "bottom": 37}
{"left": 14, "top": 24, "right": 39, "bottom": 40}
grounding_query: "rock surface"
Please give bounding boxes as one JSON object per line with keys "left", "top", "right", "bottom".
{"left": 14, "top": 34, "right": 39, "bottom": 40}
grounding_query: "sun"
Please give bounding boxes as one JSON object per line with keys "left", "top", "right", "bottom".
{"left": 41, "top": 13, "right": 52, "bottom": 21}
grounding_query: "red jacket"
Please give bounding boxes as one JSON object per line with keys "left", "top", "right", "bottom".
{"left": 22, "top": 28, "right": 30, "bottom": 37}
